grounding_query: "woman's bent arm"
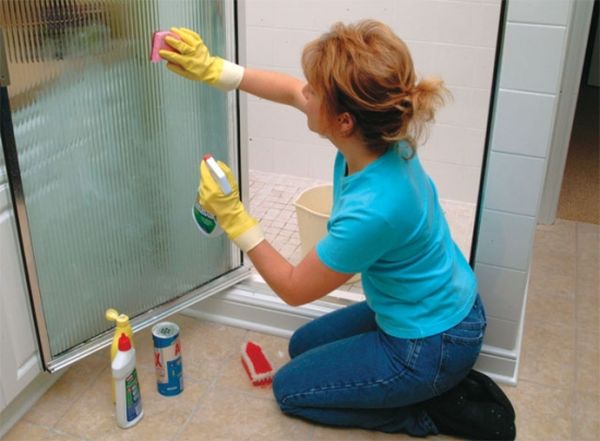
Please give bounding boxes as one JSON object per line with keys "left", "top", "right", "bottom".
{"left": 247, "top": 241, "right": 354, "bottom": 306}
{"left": 239, "top": 67, "right": 307, "bottom": 112}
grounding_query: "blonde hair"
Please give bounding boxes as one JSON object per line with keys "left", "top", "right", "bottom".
{"left": 301, "top": 20, "right": 450, "bottom": 157}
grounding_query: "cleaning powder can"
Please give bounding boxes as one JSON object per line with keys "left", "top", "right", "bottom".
{"left": 193, "top": 154, "right": 233, "bottom": 237}
{"left": 112, "top": 333, "right": 143, "bottom": 428}
{"left": 152, "top": 322, "right": 183, "bottom": 396}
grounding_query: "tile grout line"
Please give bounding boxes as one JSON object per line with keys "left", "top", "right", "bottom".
{"left": 170, "top": 328, "right": 252, "bottom": 441}
{"left": 35, "top": 364, "right": 110, "bottom": 441}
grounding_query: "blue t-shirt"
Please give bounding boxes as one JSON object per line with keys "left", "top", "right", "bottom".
{"left": 316, "top": 144, "right": 477, "bottom": 339}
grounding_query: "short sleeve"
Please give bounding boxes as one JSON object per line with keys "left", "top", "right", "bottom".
{"left": 315, "top": 208, "right": 396, "bottom": 274}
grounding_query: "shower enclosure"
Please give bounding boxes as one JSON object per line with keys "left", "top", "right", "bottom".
{"left": 0, "top": 0, "right": 247, "bottom": 371}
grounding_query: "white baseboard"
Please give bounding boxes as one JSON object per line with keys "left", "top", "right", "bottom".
{"left": 184, "top": 285, "right": 520, "bottom": 386}
{"left": 0, "top": 370, "right": 63, "bottom": 439}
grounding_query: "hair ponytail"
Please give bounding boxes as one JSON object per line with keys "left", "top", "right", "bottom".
{"left": 400, "top": 76, "right": 450, "bottom": 157}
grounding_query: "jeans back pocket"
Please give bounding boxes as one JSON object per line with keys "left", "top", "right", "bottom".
{"left": 432, "top": 296, "right": 486, "bottom": 395}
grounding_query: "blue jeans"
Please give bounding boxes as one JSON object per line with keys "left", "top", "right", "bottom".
{"left": 272, "top": 295, "right": 486, "bottom": 436}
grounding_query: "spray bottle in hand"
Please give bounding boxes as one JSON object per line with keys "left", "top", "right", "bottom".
{"left": 193, "top": 154, "right": 232, "bottom": 236}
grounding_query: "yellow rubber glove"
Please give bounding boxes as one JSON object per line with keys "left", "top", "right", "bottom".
{"left": 199, "top": 160, "right": 264, "bottom": 253}
{"left": 159, "top": 27, "right": 244, "bottom": 91}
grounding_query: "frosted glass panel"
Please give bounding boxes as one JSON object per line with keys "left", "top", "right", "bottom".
{"left": 1, "top": 0, "right": 237, "bottom": 357}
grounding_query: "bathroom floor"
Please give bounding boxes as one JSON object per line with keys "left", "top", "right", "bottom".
{"left": 5, "top": 180, "right": 599, "bottom": 440}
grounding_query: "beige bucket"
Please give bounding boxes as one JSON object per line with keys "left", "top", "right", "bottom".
{"left": 294, "top": 184, "right": 360, "bottom": 283}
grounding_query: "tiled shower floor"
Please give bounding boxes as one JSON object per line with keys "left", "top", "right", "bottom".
{"left": 248, "top": 169, "right": 476, "bottom": 298}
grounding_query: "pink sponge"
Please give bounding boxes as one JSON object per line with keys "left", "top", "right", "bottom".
{"left": 241, "top": 341, "right": 274, "bottom": 387}
{"left": 150, "top": 31, "right": 179, "bottom": 63}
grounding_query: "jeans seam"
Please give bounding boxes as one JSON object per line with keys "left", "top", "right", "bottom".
{"left": 432, "top": 335, "right": 446, "bottom": 396}
{"left": 407, "top": 339, "right": 422, "bottom": 369}
{"left": 280, "top": 370, "right": 409, "bottom": 406}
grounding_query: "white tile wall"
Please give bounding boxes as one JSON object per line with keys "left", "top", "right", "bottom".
{"left": 507, "top": 0, "right": 571, "bottom": 25}
{"left": 409, "top": 41, "right": 497, "bottom": 89}
{"left": 242, "top": 0, "right": 503, "bottom": 203}
{"left": 483, "top": 316, "right": 520, "bottom": 351}
{"left": 394, "top": 0, "right": 501, "bottom": 47}
{"left": 484, "top": 152, "right": 546, "bottom": 216}
{"left": 474, "top": 1, "right": 572, "bottom": 361}
{"left": 419, "top": 124, "right": 487, "bottom": 168}
{"left": 499, "top": 23, "right": 567, "bottom": 94}
{"left": 475, "top": 263, "right": 528, "bottom": 322}
{"left": 421, "top": 159, "right": 481, "bottom": 203}
{"left": 491, "top": 90, "right": 556, "bottom": 157}
{"left": 476, "top": 209, "right": 538, "bottom": 271}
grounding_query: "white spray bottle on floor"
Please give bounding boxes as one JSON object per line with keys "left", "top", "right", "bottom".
{"left": 193, "top": 154, "right": 232, "bottom": 236}
{"left": 112, "top": 333, "right": 143, "bottom": 429}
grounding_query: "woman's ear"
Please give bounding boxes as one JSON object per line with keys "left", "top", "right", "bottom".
{"left": 336, "top": 112, "right": 355, "bottom": 137}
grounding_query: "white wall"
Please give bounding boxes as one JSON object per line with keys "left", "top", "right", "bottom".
{"left": 242, "top": 0, "right": 502, "bottom": 204}
{"left": 473, "top": 0, "right": 572, "bottom": 380}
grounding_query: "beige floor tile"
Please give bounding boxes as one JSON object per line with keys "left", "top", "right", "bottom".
{"left": 4, "top": 421, "right": 53, "bottom": 441}
{"left": 573, "top": 393, "right": 600, "bottom": 441}
{"left": 51, "top": 366, "right": 116, "bottom": 439}
{"left": 54, "top": 363, "right": 207, "bottom": 441}
{"left": 576, "top": 254, "right": 599, "bottom": 295}
{"left": 509, "top": 380, "right": 574, "bottom": 441}
{"left": 526, "top": 286, "right": 576, "bottom": 327}
{"left": 575, "top": 331, "right": 600, "bottom": 395}
{"left": 21, "top": 389, "right": 76, "bottom": 428}
{"left": 577, "top": 221, "right": 599, "bottom": 248}
{"left": 44, "top": 430, "right": 83, "bottom": 440}
{"left": 530, "top": 248, "right": 577, "bottom": 282}
{"left": 519, "top": 318, "right": 577, "bottom": 389}
{"left": 176, "top": 387, "right": 314, "bottom": 441}
{"left": 42, "top": 351, "right": 107, "bottom": 405}
{"left": 576, "top": 284, "right": 600, "bottom": 334}
{"left": 183, "top": 320, "right": 249, "bottom": 384}
{"left": 529, "top": 262, "right": 576, "bottom": 297}
{"left": 531, "top": 220, "right": 577, "bottom": 277}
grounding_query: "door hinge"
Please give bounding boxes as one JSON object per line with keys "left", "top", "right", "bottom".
{"left": 0, "top": 29, "right": 10, "bottom": 87}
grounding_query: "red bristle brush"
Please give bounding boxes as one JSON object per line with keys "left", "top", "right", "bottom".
{"left": 241, "top": 341, "right": 274, "bottom": 387}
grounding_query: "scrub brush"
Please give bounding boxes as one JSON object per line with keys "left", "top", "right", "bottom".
{"left": 241, "top": 341, "right": 274, "bottom": 387}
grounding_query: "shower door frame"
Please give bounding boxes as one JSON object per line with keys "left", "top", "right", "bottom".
{"left": 0, "top": 0, "right": 251, "bottom": 373}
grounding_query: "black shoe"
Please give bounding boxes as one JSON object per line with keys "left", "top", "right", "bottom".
{"left": 423, "top": 370, "right": 516, "bottom": 440}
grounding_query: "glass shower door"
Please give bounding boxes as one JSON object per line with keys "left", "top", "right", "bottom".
{"left": 0, "top": 0, "right": 247, "bottom": 371}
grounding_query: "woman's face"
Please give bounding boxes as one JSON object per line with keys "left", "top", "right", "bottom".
{"left": 302, "top": 84, "right": 330, "bottom": 136}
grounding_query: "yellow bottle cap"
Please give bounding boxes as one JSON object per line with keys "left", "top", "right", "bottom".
{"left": 105, "top": 308, "right": 129, "bottom": 326}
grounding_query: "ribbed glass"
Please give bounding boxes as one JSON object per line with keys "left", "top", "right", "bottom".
{"left": 1, "top": 0, "right": 235, "bottom": 357}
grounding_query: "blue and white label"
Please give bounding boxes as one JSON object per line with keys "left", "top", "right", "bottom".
{"left": 153, "top": 323, "right": 184, "bottom": 397}
{"left": 125, "top": 368, "right": 142, "bottom": 421}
